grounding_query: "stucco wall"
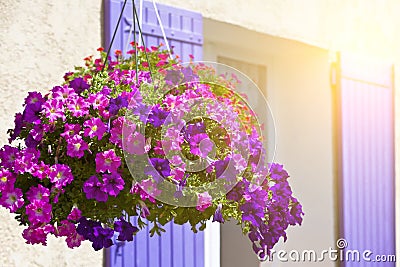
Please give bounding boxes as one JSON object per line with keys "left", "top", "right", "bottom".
{"left": 157, "top": 0, "right": 400, "bottom": 59}
{"left": 0, "top": 1, "right": 103, "bottom": 266}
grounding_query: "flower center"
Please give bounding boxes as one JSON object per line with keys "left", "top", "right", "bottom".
{"left": 0, "top": 177, "right": 7, "bottom": 183}
{"left": 74, "top": 143, "right": 81, "bottom": 150}
{"left": 92, "top": 125, "right": 98, "bottom": 132}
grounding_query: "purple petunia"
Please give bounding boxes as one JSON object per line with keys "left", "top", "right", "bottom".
{"left": 83, "top": 176, "right": 108, "bottom": 202}
{"left": 69, "top": 77, "right": 90, "bottom": 94}
{"left": 108, "top": 95, "right": 128, "bottom": 116}
{"left": 212, "top": 203, "right": 224, "bottom": 223}
{"left": 148, "top": 104, "right": 169, "bottom": 127}
{"left": 114, "top": 217, "right": 138, "bottom": 242}
{"left": 145, "top": 158, "right": 171, "bottom": 180}
{"left": 102, "top": 172, "right": 125, "bottom": 196}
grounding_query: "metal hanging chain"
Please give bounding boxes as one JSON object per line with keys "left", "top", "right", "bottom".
{"left": 102, "top": 0, "right": 128, "bottom": 72}
{"left": 132, "top": 0, "right": 153, "bottom": 79}
{"left": 152, "top": 0, "right": 173, "bottom": 60}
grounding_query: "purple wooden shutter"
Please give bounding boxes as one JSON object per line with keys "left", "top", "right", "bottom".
{"left": 104, "top": 1, "right": 204, "bottom": 267}
{"left": 334, "top": 53, "right": 395, "bottom": 266}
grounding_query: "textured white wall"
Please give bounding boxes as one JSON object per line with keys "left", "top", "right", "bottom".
{"left": 0, "top": 1, "right": 103, "bottom": 266}
{"left": 157, "top": 0, "right": 400, "bottom": 59}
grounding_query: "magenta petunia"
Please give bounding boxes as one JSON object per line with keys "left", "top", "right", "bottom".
{"left": 95, "top": 149, "right": 121, "bottom": 173}
{"left": 0, "top": 186, "right": 24, "bottom": 212}
{"left": 13, "top": 148, "right": 40, "bottom": 174}
{"left": 52, "top": 85, "right": 78, "bottom": 104}
{"left": 0, "top": 169, "right": 16, "bottom": 190}
{"left": 84, "top": 117, "right": 107, "bottom": 140}
{"left": 66, "top": 231, "right": 85, "bottom": 248}
{"left": 60, "top": 124, "right": 81, "bottom": 140}
{"left": 66, "top": 135, "right": 88, "bottom": 158}
{"left": 49, "top": 164, "right": 74, "bottom": 188}
{"left": 123, "top": 131, "right": 146, "bottom": 155}
{"left": 22, "top": 224, "right": 54, "bottom": 246}
{"left": 0, "top": 145, "right": 19, "bottom": 169}
{"left": 67, "top": 207, "right": 82, "bottom": 221}
{"left": 31, "top": 161, "right": 50, "bottom": 180}
{"left": 26, "top": 200, "right": 52, "bottom": 224}
{"left": 26, "top": 184, "right": 50, "bottom": 203}
{"left": 109, "top": 117, "right": 124, "bottom": 147}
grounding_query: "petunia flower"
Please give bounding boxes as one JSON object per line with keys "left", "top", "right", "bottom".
{"left": 67, "top": 208, "right": 82, "bottom": 221}
{"left": 66, "top": 135, "right": 88, "bottom": 158}
{"left": 0, "top": 169, "right": 16, "bottom": 190}
{"left": 83, "top": 176, "right": 108, "bottom": 202}
{"left": 69, "top": 77, "right": 90, "bottom": 94}
{"left": 196, "top": 191, "right": 212, "bottom": 212}
{"left": 26, "top": 184, "right": 50, "bottom": 203}
{"left": 102, "top": 172, "right": 125, "bottom": 196}
{"left": 84, "top": 117, "right": 107, "bottom": 140}
{"left": 42, "top": 98, "right": 65, "bottom": 122}
{"left": 0, "top": 186, "right": 24, "bottom": 212}
{"left": 22, "top": 224, "right": 54, "bottom": 246}
{"left": 114, "top": 217, "right": 138, "bottom": 242}
{"left": 95, "top": 149, "right": 121, "bottom": 173}
{"left": 26, "top": 200, "right": 52, "bottom": 224}
{"left": 212, "top": 203, "right": 224, "bottom": 223}
{"left": 67, "top": 96, "right": 89, "bottom": 117}
{"left": 60, "top": 124, "right": 81, "bottom": 140}
{"left": 49, "top": 164, "right": 74, "bottom": 188}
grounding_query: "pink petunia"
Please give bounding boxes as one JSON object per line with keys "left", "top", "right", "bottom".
{"left": 67, "top": 207, "right": 82, "bottom": 221}
{"left": 42, "top": 98, "right": 65, "bottom": 122}
{"left": 31, "top": 161, "right": 50, "bottom": 180}
{"left": 196, "top": 191, "right": 212, "bottom": 212}
{"left": 67, "top": 96, "right": 89, "bottom": 117}
{"left": 123, "top": 131, "right": 146, "bottom": 155}
{"left": 88, "top": 92, "right": 109, "bottom": 110}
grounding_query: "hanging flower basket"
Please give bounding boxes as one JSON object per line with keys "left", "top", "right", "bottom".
{"left": 0, "top": 44, "right": 303, "bottom": 256}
